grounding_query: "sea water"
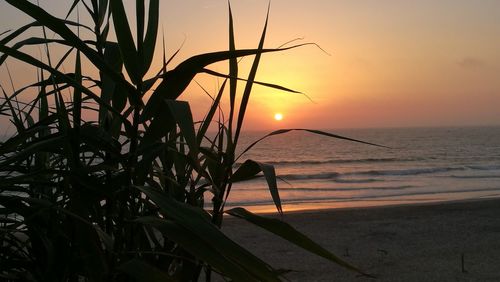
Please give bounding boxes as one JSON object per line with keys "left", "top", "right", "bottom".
{"left": 227, "top": 126, "right": 500, "bottom": 212}
{"left": 3, "top": 126, "right": 498, "bottom": 213}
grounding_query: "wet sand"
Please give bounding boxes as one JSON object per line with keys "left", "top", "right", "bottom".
{"left": 220, "top": 198, "right": 500, "bottom": 281}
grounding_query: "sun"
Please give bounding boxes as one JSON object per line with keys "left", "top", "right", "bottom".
{"left": 274, "top": 113, "right": 283, "bottom": 121}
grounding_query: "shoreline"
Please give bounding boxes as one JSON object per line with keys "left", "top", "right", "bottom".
{"left": 270, "top": 195, "right": 500, "bottom": 215}
{"left": 220, "top": 197, "right": 500, "bottom": 281}
{"left": 227, "top": 193, "right": 500, "bottom": 215}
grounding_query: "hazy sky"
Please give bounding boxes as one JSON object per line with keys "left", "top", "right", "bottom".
{"left": 1, "top": 0, "right": 500, "bottom": 130}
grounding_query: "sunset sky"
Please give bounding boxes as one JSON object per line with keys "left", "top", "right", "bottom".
{"left": 1, "top": 0, "right": 499, "bottom": 131}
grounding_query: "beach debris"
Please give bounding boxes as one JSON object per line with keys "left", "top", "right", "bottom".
{"left": 461, "top": 253, "right": 468, "bottom": 273}
{"left": 377, "top": 249, "right": 388, "bottom": 255}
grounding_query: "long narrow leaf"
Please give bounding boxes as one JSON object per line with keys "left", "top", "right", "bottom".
{"left": 141, "top": 0, "right": 159, "bottom": 77}
{"left": 237, "top": 128, "right": 388, "bottom": 162}
{"left": 0, "top": 20, "right": 91, "bottom": 46}
{"left": 99, "top": 41, "right": 124, "bottom": 125}
{"left": 0, "top": 37, "right": 84, "bottom": 66}
{"left": 142, "top": 44, "right": 312, "bottom": 121}
{"left": 3, "top": 0, "right": 137, "bottom": 97}
{"left": 109, "top": 0, "right": 139, "bottom": 83}
{"left": 233, "top": 3, "right": 270, "bottom": 146}
{"left": 0, "top": 44, "right": 132, "bottom": 132}
{"left": 65, "top": 0, "right": 81, "bottom": 19}
{"left": 202, "top": 68, "right": 305, "bottom": 95}
{"left": 196, "top": 80, "right": 227, "bottom": 146}
{"left": 231, "top": 160, "right": 282, "bottom": 214}
{"left": 136, "top": 186, "right": 281, "bottom": 281}
{"left": 255, "top": 161, "right": 281, "bottom": 214}
{"left": 136, "top": 217, "right": 255, "bottom": 282}
{"left": 226, "top": 207, "right": 373, "bottom": 277}
{"left": 1, "top": 88, "right": 24, "bottom": 132}
{"left": 166, "top": 100, "right": 198, "bottom": 158}
{"left": 73, "top": 51, "right": 82, "bottom": 128}
{"left": 97, "top": 0, "right": 109, "bottom": 27}
{"left": 0, "top": 133, "right": 65, "bottom": 167}
{"left": 228, "top": 2, "right": 237, "bottom": 151}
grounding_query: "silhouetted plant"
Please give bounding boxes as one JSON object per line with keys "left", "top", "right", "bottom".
{"left": 0, "top": 1, "right": 374, "bottom": 281}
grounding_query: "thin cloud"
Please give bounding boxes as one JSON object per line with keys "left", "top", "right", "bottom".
{"left": 457, "top": 57, "right": 486, "bottom": 69}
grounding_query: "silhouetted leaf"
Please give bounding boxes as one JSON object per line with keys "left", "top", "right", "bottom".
{"left": 80, "top": 123, "right": 121, "bottom": 156}
{"left": 97, "top": 0, "right": 109, "bottom": 27}
{"left": 232, "top": 159, "right": 261, "bottom": 182}
{"left": 0, "top": 37, "right": 78, "bottom": 66}
{"left": 237, "top": 128, "right": 387, "bottom": 161}
{"left": 109, "top": 0, "right": 139, "bottom": 83}
{"left": 226, "top": 207, "right": 372, "bottom": 277}
{"left": 100, "top": 41, "right": 124, "bottom": 125}
{"left": 142, "top": 45, "right": 309, "bottom": 121}
{"left": 73, "top": 51, "right": 82, "bottom": 129}
{"left": 0, "top": 44, "right": 132, "bottom": 131}
{"left": 136, "top": 217, "right": 254, "bottom": 281}
{"left": 4, "top": 0, "right": 137, "bottom": 98}
{"left": 142, "top": 0, "right": 159, "bottom": 76}
{"left": 231, "top": 160, "right": 282, "bottom": 214}
{"left": 233, "top": 3, "right": 269, "bottom": 146}
{"left": 196, "top": 80, "right": 227, "bottom": 146}
{"left": 228, "top": 2, "right": 237, "bottom": 151}
{"left": 0, "top": 134, "right": 65, "bottom": 167}
{"left": 136, "top": 186, "right": 281, "bottom": 281}
{"left": 166, "top": 100, "right": 198, "bottom": 157}
{"left": 202, "top": 68, "right": 304, "bottom": 95}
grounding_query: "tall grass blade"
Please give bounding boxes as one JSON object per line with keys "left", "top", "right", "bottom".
{"left": 80, "top": 123, "right": 121, "bottom": 156}
{"left": 237, "top": 128, "right": 387, "bottom": 161}
{"left": 231, "top": 159, "right": 282, "bottom": 214}
{"left": 65, "top": 0, "right": 82, "bottom": 19}
{"left": 0, "top": 30, "right": 10, "bottom": 37}
{"left": 142, "top": 47, "right": 299, "bottom": 121}
{"left": 0, "top": 44, "right": 132, "bottom": 130}
{"left": 73, "top": 51, "right": 82, "bottom": 128}
{"left": 37, "top": 70, "right": 50, "bottom": 138}
{"left": 234, "top": 3, "right": 270, "bottom": 146}
{"left": 99, "top": 41, "right": 124, "bottom": 125}
{"left": 3, "top": 0, "right": 137, "bottom": 97}
{"left": 255, "top": 161, "right": 282, "bottom": 214}
{"left": 228, "top": 2, "right": 237, "bottom": 150}
{"left": 166, "top": 100, "right": 198, "bottom": 158}
{"left": 109, "top": 0, "right": 140, "bottom": 83}
{"left": 226, "top": 207, "right": 373, "bottom": 277}
{"left": 142, "top": 0, "right": 159, "bottom": 77}
{"left": 0, "top": 132, "right": 65, "bottom": 167}
{"left": 0, "top": 38, "right": 71, "bottom": 65}
{"left": 196, "top": 80, "right": 227, "bottom": 146}
{"left": 0, "top": 22, "right": 43, "bottom": 45}
{"left": 231, "top": 159, "right": 261, "bottom": 182}
{"left": 136, "top": 186, "right": 281, "bottom": 281}
{"left": 97, "top": 0, "right": 109, "bottom": 27}
{"left": 136, "top": 0, "right": 145, "bottom": 58}
{"left": 137, "top": 217, "right": 256, "bottom": 281}
{"left": 0, "top": 116, "right": 57, "bottom": 155}
{"left": 1, "top": 88, "right": 24, "bottom": 132}
{"left": 202, "top": 68, "right": 303, "bottom": 94}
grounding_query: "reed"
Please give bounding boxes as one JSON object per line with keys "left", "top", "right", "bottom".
{"left": 0, "top": 1, "right": 371, "bottom": 281}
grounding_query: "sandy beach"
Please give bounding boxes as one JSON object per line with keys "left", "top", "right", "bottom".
{"left": 220, "top": 199, "right": 500, "bottom": 281}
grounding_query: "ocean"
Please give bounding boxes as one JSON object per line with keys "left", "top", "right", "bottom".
{"left": 228, "top": 126, "right": 500, "bottom": 212}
